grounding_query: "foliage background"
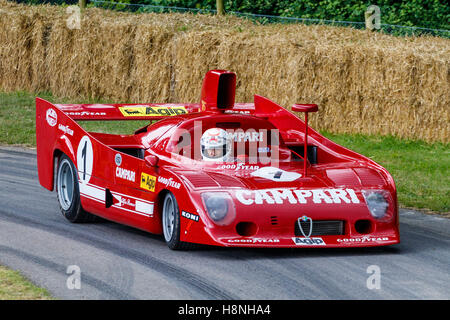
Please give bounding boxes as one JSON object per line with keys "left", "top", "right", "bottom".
{"left": 12, "top": 0, "right": 450, "bottom": 30}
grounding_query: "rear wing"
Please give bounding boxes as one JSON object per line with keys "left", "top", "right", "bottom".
{"left": 52, "top": 101, "right": 201, "bottom": 121}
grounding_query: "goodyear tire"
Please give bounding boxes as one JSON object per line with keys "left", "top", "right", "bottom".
{"left": 162, "top": 192, "right": 195, "bottom": 250}
{"left": 56, "top": 154, "right": 97, "bottom": 223}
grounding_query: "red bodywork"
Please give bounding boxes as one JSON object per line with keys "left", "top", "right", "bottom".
{"left": 36, "top": 70, "right": 400, "bottom": 248}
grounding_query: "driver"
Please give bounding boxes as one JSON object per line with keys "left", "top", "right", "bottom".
{"left": 200, "top": 128, "right": 231, "bottom": 162}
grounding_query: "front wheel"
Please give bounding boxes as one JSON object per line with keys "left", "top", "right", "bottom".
{"left": 162, "top": 192, "right": 194, "bottom": 250}
{"left": 56, "top": 154, "right": 97, "bottom": 223}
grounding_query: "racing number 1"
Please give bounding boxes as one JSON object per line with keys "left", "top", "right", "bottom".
{"left": 81, "top": 141, "right": 87, "bottom": 180}
{"left": 77, "top": 136, "right": 93, "bottom": 184}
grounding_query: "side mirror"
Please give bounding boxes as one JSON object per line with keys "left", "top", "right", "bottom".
{"left": 145, "top": 155, "right": 159, "bottom": 167}
{"left": 292, "top": 104, "right": 318, "bottom": 113}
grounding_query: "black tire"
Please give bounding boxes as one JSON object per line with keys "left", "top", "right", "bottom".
{"left": 56, "top": 154, "right": 97, "bottom": 223}
{"left": 162, "top": 192, "right": 196, "bottom": 250}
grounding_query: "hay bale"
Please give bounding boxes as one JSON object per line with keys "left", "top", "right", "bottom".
{"left": 0, "top": 0, "right": 448, "bottom": 142}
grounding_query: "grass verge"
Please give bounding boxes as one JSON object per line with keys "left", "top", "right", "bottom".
{"left": 0, "top": 91, "right": 147, "bottom": 145}
{"left": 0, "top": 265, "right": 53, "bottom": 300}
{"left": 0, "top": 90, "right": 448, "bottom": 213}
{"left": 321, "top": 132, "right": 449, "bottom": 214}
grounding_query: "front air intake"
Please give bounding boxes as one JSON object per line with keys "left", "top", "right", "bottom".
{"left": 294, "top": 220, "right": 345, "bottom": 236}
{"left": 236, "top": 222, "right": 257, "bottom": 237}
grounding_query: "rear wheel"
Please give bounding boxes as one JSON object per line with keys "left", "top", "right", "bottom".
{"left": 162, "top": 192, "right": 195, "bottom": 250}
{"left": 56, "top": 154, "right": 97, "bottom": 223}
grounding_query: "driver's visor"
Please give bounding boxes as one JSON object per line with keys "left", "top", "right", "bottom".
{"left": 201, "top": 145, "right": 227, "bottom": 159}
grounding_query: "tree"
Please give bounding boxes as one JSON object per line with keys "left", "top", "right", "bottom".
{"left": 216, "top": 0, "right": 224, "bottom": 15}
{"left": 79, "top": 0, "right": 87, "bottom": 10}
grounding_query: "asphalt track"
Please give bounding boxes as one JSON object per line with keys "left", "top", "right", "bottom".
{"left": 0, "top": 146, "right": 449, "bottom": 300}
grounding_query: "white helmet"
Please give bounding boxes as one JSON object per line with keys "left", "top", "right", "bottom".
{"left": 201, "top": 128, "right": 231, "bottom": 162}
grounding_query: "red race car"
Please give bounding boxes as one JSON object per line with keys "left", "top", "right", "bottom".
{"left": 36, "top": 70, "right": 400, "bottom": 249}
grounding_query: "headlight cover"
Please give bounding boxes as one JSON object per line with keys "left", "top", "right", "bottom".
{"left": 201, "top": 192, "right": 236, "bottom": 226}
{"left": 362, "top": 190, "right": 392, "bottom": 221}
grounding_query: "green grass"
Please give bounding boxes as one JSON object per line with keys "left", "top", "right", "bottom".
{"left": 0, "top": 91, "right": 149, "bottom": 145}
{"left": 0, "top": 265, "right": 53, "bottom": 300}
{"left": 1, "top": 91, "right": 449, "bottom": 213}
{"left": 321, "top": 132, "right": 449, "bottom": 213}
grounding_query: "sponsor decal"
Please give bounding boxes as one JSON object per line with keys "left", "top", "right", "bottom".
{"left": 337, "top": 236, "right": 390, "bottom": 243}
{"left": 181, "top": 211, "right": 199, "bottom": 222}
{"left": 158, "top": 176, "right": 181, "bottom": 189}
{"left": 140, "top": 172, "right": 156, "bottom": 192}
{"left": 250, "top": 167, "right": 302, "bottom": 182}
{"left": 258, "top": 147, "right": 270, "bottom": 153}
{"left": 58, "top": 124, "right": 73, "bottom": 136}
{"left": 79, "top": 182, "right": 154, "bottom": 217}
{"left": 46, "top": 108, "right": 57, "bottom": 127}
{"left": 113, "top": 194, "right": 135, "bottom": 208}
{"left": 218, "top": 163, "right": 260, "bottom": 171}
{"left": 67, "top": 111, "right": 106, "bottom": 116}
{"left": 115, "top": 153, "right": 122, "bottom": 166}
{"left": 119, "top": 105, "right": 187, "bottom": 117}
{"left": 235, "top": 188, "right": 360, "bottom": 205}
{"left": 227, "top": 131, "right": 263, "bottom": 142}
{"left": 227, "top": 238, "right": 280, "bottom": 244}
{"left": 115, "top": 167, "right": 136, "bottom": 182}
{"left": 224, "top": 109, "right": 251, "bottom": 115}
{"left": 292, "top": 237, "right": 326, "bottom": 246}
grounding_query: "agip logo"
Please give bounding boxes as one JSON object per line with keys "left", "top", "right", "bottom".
{"left": 119, "top": 105, "right": 187, "bottom": 117}
{"left": 140, "top": 173, "right": 156, "bottom": 192}
{"left": 292, "top": 237, "right": 325, "bottom": 246}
